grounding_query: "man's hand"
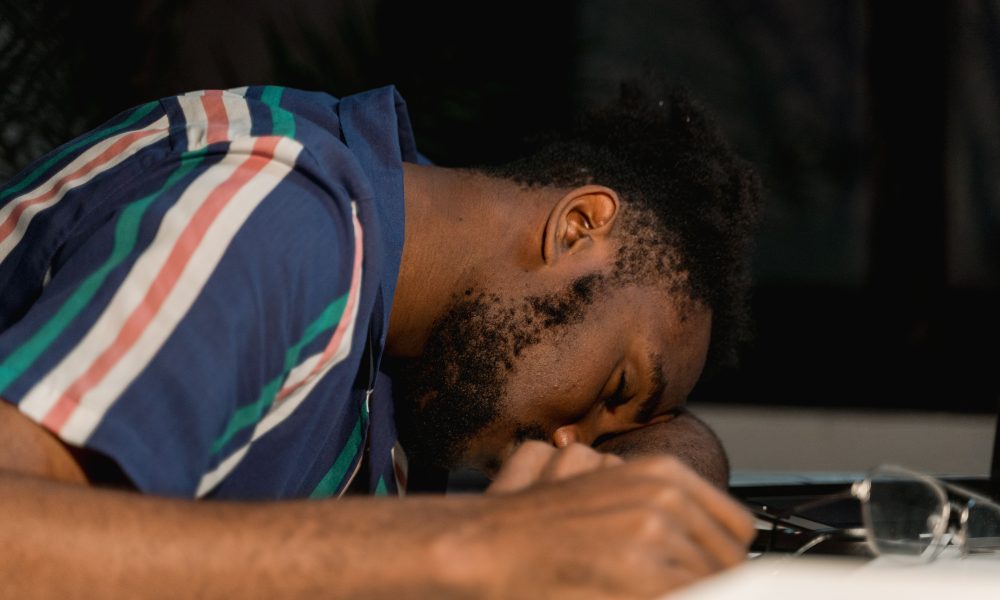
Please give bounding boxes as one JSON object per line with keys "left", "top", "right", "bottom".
{"left": 453, "top": 442, "right": 755, "bottom": 599}
{"left": 486, "top": 440, "right": 623, "bottom": 494}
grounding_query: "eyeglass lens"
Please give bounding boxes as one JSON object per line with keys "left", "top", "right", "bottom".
{"left": 866, "top": 470, "right": 946, "bottom": 559}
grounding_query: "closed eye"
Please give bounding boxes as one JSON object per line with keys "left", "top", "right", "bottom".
{"left": 604, "top": 373, "right": 629, "bottom": 410}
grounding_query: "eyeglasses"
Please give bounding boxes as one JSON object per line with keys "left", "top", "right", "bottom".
{"left": 754, "top": 464, "right": 1000, "bottom": 561}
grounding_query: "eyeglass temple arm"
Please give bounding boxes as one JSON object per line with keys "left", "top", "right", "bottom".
{"left": 783, "top": 489, "right": 857, "bottom": 518}
{"left": 760, "top": 488, "right": 856, "bottom": 554}
{"left": 755, "top": 488, "right": 857, "bottom": 523}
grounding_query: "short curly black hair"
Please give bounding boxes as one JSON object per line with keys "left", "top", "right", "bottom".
{"left": 478, "top": 81, "right": 762, "bottom": 371}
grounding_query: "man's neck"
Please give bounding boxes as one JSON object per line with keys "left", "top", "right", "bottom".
{"left": 387, "top": 164, "right": 493, "bottom": 357}
{"left": 386, "top": 163, "right": 550, "bottom": 358}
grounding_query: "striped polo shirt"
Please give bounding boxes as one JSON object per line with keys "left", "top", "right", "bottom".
{"left": 0, "top": 85, "right": 415, "bottom": 499}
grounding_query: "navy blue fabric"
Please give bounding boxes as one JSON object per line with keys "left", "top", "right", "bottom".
{"left": 0, "top": 85, "right": 413, "bottom": 499}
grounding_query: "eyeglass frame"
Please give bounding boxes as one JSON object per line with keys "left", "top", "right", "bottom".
{"left": 754, "top": 464, "right": 1000, "bottom": 561}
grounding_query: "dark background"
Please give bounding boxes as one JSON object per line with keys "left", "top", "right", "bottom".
{"left": 1, "top": 0, "right": 998, "bottom": 414}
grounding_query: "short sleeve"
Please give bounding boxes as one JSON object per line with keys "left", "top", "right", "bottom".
{"left": 0, "top": 137, "right": 360, "bottom": 497}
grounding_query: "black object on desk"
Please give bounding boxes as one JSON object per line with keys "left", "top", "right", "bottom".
{"left": 737, "top": 482, "right": 870, "bottom": 557}
{"left": 734, "top": 474, "right": 1000, "bottom": 557}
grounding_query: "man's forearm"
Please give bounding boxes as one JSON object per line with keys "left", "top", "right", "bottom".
{"left": 0, "top": 471, "right": 483, "bottom": 599}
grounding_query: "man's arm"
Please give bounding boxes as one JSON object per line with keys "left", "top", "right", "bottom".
{"left": 0, "top": 399, "right": 476, "bottom": 597}
{"left": 1, "top": 401, "right": 754, "bottom": 599}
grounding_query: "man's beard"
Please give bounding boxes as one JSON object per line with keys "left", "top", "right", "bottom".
{"left": 389, "top": 274, "right": 605, "bottom": 473}
{"left": 390, "top": 292, "right": 519, "bottom": 472}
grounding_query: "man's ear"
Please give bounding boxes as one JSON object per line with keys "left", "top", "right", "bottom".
{"left": 542, "top": 185, "right": 620, "bottom": 265}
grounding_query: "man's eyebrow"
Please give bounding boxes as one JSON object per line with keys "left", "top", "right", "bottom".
{"left": 635, "top": 353, "right": 668, "bottom": 424}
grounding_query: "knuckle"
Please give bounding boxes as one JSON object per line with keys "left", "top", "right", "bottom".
{"left": 632, "top": 507, "right": 671, "bottom": 541}
{"left": 560, "top": 442, "right": 595, "bottom": 461}
{"left": 546, "top": 456, "right": 574, "bottom": 479}
{"left": 545, "top": 443, "right": 602, "bottom": 478}
{"left": 653, "top": 486, "right": 685, "bottom": 510}
{"left": 601, "top": 453, "right": 625, "bottom": 468}
{"left": 516, "top": 440, "right": 554, "bottom": 458}
{"left": 618, "top": 545, "right": 656, "bottom": 577}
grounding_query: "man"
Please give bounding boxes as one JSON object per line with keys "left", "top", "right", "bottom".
{"left": 0, "top": 82, "right": 759, "bottom": 598}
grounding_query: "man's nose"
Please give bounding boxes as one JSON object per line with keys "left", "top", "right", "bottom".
{"left": 551, "top": 422, "right": 612, "bottom": 448}
{"left": 552, "top": 414, "right": 641, "bottom": 449}
{"left": 551, "top": 424, "right": 585, "bottom": 448}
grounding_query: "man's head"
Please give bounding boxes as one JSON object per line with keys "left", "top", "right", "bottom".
{"left": 390, "top": 81, "right": 760, "bottom": 475}
{"left": 594, "top": 409, "right": 731, "bottom": 489}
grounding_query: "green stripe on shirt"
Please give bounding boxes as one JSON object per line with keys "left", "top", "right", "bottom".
{"left": 0, "top": 102, "right": 158, "bottom": 203}
{"left": 260, "top": 86, "right": 296, "bottom": 139}
{"left": 0, "top": 150, "right": 208, "bottom": 394}
{"left": 210, "top": 292, "right": 348, "bottom": 454}
{"left": 310, "top": 400, "right": 369, "bottom": 498}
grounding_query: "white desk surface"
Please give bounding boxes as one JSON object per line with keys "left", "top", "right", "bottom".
{"left": 670, "top": 552, "right": 1000, "bottom": 599}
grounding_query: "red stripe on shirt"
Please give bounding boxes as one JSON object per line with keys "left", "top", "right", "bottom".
{"left": 42, "top": 136, "right": 283, "bottom": 432}
{"left": 275, "top": 209, "right": 364, "bottom": 403}
{"left": 0, "top": 128, "right": 163, "bottom": 244}
{"left": 201, "top": 91, "right": 230, "bottom": 145}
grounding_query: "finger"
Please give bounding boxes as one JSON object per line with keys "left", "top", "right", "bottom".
{"left": 486, "top": 440, "right": 556, "bottom": 495}
{"left": 651, "top": 485, "right": 749, "bottom": 568}
{"left": 636, "top": 456, "right": 756, "bottom": 545}
{"left": 600, "top": 453, "right": 624, "bottom": 468}
{"left": 657, "top": 522, "right": 724, "bottom": 577}
{"left": 539, "top": 443, "right": 608, "bottom": 483}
